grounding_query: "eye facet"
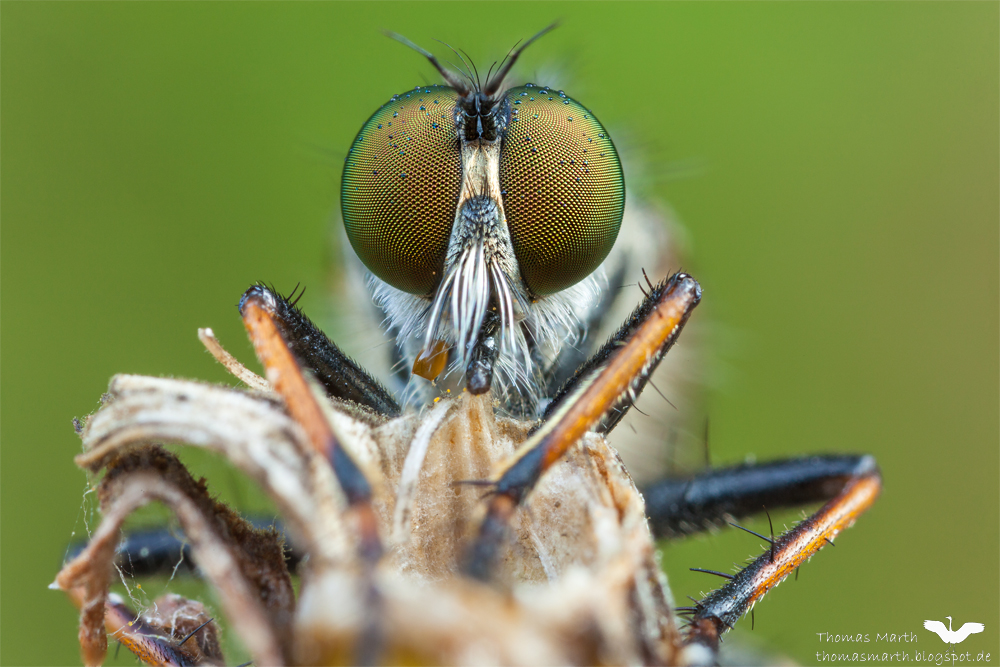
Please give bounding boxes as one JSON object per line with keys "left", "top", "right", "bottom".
{"left": 500, "top": 85, "right": 625, "bottom": 296}
{"left": 342, "top": 85, "right": 461, "bottom": 296}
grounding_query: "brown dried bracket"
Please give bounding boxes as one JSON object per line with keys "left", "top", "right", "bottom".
{"left": 54, "top": 271, "right": 878, "bottom": 666}
{"left": 55, "top": 300, "right": 690, "bottom": 666}
{"left": 55, "top": 446, "right": 294, "bottom": 666}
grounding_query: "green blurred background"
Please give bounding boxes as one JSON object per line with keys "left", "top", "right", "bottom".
{"left": 2, "top": 3, "right": 997, "bottom": 665}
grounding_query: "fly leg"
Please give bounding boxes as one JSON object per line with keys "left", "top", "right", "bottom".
{"left": 239, "top": 285, "right": 387, "bottom": 664}
{"left": 239, "top": 285, "right": 383, "bottom": 562}
{"left": 644, "top": 454, "right": 880, "bottom": 538}
{"left": 240, "top": 284, "right": 401, "bottom": 418}
{"left": 64, "top": 517, "right": 304, "bottom": 578}
{"left": 75, "top": 284, "right": 388, "bottom": 582}
{"left": 676, "top": 456, "right": 881, "bottom": 663}
{"left": 540, "top": 262, "right": 629, "bottom": 395}
{"left": 464, "top": 272, "right": 702, "bottom": 580}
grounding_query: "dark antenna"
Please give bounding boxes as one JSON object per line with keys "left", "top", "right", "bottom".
{"left": 384, "top": 31, "right": 471, "bottom": 94}
{"left": 435, "top": 39, "right": 479, "bottom": 90}
{"left": 493, "top": 44, "right": 518, "bottom": 87}
{"left": 483, "top": 22, "right": 559, "bottom": 96}
{"left": 444, "top": 58, "right": 478, "bottom": 91}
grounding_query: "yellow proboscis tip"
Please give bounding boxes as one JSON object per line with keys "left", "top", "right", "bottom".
{"left": 412, "top": 339, "right": 449, "bottom": 381}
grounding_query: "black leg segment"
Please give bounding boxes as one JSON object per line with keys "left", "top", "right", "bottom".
{"left": 540, "top": 270, "right": 694, "bottom": 435}
{"left": 239, "top": 284, "right": 401, "bottom": 418}
{"left": 464, "top": 273, "right": 703, "bottom": 580}
{"left": 65, "top": 518, "right": 304, "bottom": 577}
{"left": 644, "top": 454, "right": 877, "bottom": 538}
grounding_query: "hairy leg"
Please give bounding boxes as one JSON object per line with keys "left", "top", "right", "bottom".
{"left": 239, "top": 285, "right": 383, "bottom": 563}
{"left": 644, "top": 454, "right": 879, "bottom": 538}
{"left": 679, "top": 456, "right": 881, "bottom": 661}
{"left": 464, "top": 272, "right": 702, "bottom": 580}
{"left": 241, "top": 285, "right": 401, "bottom": 418}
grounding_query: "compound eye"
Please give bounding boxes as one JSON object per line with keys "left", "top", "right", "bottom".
{"left": 342, "top": 86, "right": 462, "bottom": 296}
{"left": 500, "top": 85, "right": 625, "bottom": 296}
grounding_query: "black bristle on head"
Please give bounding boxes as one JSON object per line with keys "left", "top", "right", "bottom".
{"left": 459, "top": 47, "right": 482, "bottom": 90}
{"left": 435, "top": 39, "right": 478, "bottom": 90}
{"left": 385, "top": 31, "right": 472, "bottom": 94}
{"left": 483, "top": 22, "right": 558, "bottom": 96}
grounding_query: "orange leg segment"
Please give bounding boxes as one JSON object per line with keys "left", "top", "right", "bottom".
{"left": 465, "top": 273, "right": 702, "bottom": 579}
{"left": 682, "top": 457, "right": 881, "bottom": 652}
{"left": 240, "top": 285, "right": 383, "bottom": 562}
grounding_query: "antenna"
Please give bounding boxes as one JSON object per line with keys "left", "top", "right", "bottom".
{"left": 434, "top": 39, "right": 479, "bottom": 90}
{"left": 483, "top": 22, "right": 559, "bottom": 96}
{"left": 384, "top": 31, "right": 471, "bottom": 94}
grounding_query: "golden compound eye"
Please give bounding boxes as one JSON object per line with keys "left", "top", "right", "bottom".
{"left": 342, "top": 85, "right": 462, "bottom": 296}
{"left": 500, "top": 85, "right": 625, "bottom": 296}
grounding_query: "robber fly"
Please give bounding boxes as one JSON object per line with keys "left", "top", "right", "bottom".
{"left": 57, "top": 26, "right": 881, "bottom": 666}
